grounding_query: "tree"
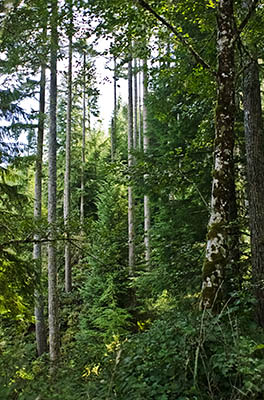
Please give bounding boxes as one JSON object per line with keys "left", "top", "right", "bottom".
{"left": 243, "top": 57, "right": 264, "bottom": 326}
{"left": 143, "top": 57, "right": 150, "bottom": 265}
{"left": 48, "top": 0, "right": 59, "bottom": 363}
{"left": 64, "top": 0, "right": 73, "bottom": 293}
{"left": 34, "top": 61, "right": 47, "bottom": 356}
{"left": 111, "top": 56, "right": 118, "bottom": 161}
{"left": 133, "top": 56, "right": 138, "bottom": 149}
{"left": 201, "top": 0, "right": 236, "bottom": 309}
{"left": 242, "top": 0, "right": 264, "bottom": 325}
{"left": 80, "top": 52, "right": 86, "bottom": 230}
{"left": 128, "top": 57, "right": 135, "bottom": 274}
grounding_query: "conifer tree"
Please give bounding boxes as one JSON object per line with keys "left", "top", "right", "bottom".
{"left": 143, "top": 57, "right": 150, "bottom": 264}
{"left": 128, "top": 57, "right": 135, "bottom": 273}
{"left": 34, "top": 62, "right": 47, "bottom": 356}
{"left": 111, "top": 56, "right": 117, "bottom": 161}
{"left": 64, "top": 0, "right": 73, "bottom": 293}
{"left": 48, "top": 0, "right": 59, "bottom": 363}
{"left": 80, "top": 52, "right": 86, "bottom": 230}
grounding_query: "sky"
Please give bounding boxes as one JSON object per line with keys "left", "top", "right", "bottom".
{"left": 92, "top": 40, "right": 127, "bottom": 133}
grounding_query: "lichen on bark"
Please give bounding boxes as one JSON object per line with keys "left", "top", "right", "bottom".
{"left": 201, "top": 0, "right": 237, "bottom": 310}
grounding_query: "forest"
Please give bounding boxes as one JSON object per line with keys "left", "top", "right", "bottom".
{"left": 1, "top": 0, "right": 264, "bottom": 399}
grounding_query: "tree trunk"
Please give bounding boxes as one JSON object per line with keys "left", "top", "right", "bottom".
{"left": 48, "top": 0, "right": 59, "bottom": 363}
{"left": 80, "top": 53, "right": 86, "bottom": 230}
{"left": 143, "top": 58, "right": 150, "bottom": 265}
{"left": 64, "top": 12, "right": 73, "bottom": 293}
{"left": 34, "top": 62, "right": 47, "bottom": 356}
{"left": 128, "top": 58, "right": 135, "bottom": 274}
{"left": 201, "top": 0, "right": 236, "bottom": 310}
{"left": 111, "top": 56, "right": 117, "bottom": 161}
{"left": 133, "top": 57, "right": 138, "bottom": 149}
{"left": 243, "top": 57, "right": 264, "bottom": 327}
{"left": 138, "top": 60, "right": 142, "bottom": 150}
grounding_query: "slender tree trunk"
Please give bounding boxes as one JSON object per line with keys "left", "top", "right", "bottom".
{"left": 138, "top": 60, "right": 143, "bottom": 150}
{"left": 128, "top": 58, "right": 135, "bottom": 274}
{"left": 48, "top": 0, "right": 59, "bottom": 363}
{"left": 111, "top": 56, "right": 117, "bottom": 161}
{"left": 201, "top": 0, "right": 236, "bottom": 310}
{"left": 64, "top": 13, "right": 73, "bottom": 293}
{"left": 80, "top": 53, "right": 86, "bottom": 229}
{"left": 143, "top": 58, "right": 150, "bottom": 265}
{"left": 243, "top": 57, "right": 264, "bottom": 327}
{"left": 34, "top": 62, "right": 47, "bottom": 356}
{"left": 133, "top": 57, "right": 138, "bottom": 149}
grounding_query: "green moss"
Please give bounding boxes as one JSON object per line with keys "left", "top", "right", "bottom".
{"left": 212, "top": 169, "right": 225, "bottom": 180}
{"left": 207, "top": 221, "right": 225, "bottom": 241}
{"left": 202, "top": 286, "right": 215, "bottom": 306}
{"left": 202, "top": 254, "right": 224, "bottom": 279}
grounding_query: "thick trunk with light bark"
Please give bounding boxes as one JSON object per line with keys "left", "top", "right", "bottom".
{"left": 201, "top": 0, "right": 236, "bottom": 310}
{"left": 243, "top": 58, "right": 264, "bottom": 327}
{"left": 48, "top": 0, "right": 59, "bottom": 363}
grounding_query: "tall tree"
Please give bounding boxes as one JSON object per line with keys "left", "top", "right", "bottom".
{"left": 133, "top": 57, "right": 138, "bottom": 149}
{"left": 34, "top": 61, "right": 47, "bottom": 356}
{"left": 64, "top": 1, "right": 73, "bottom": 293}
{"left": 138, "top": 60, "right": 143, "bottom": 150}
{"left": 243, "top": 54, "right": 264, "bottom": 326}
{"left": 128, "top": 57, "right": 135, "bottom": 273}
{"left": 111, "top": 56, "right": 117, "bottom": 161}
{"left": 201, "top": 0, "right": 236, "bottom": 309}
{"left": 48, "top": 0, "right": 59, "bottom": 363}
{"left": 80, "top": 52, "right": 86, "bottom": 230}
{"left": 143, "top": 57, "right": 150, "bottom": 265}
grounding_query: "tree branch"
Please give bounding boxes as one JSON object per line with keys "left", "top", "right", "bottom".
{"left": 235, "top": 0, "right": 259, "bottom": 41}
{"left": 136, "top": 0, "right": 213, "bottom": 72}
{"left": 0, "top": 236, "right": 114, "bottom": 268}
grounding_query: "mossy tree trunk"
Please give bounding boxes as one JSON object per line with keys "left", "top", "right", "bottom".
{"left": 201, "top": 0, "right": 237, "bottom": 310}
{"left": 243, "top": 57, "right": 264, "bottom": 327}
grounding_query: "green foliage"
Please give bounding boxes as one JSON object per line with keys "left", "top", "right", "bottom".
{"left": 0, "top": 165, "right": 37, "bottom": 318}
{"left": 0, "top": 1, "right": 262, "bottom": 400}
{"left": 78, "top": 171, "right": 132, "bottom": 349}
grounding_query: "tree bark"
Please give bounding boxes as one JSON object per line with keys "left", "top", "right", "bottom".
{"left": 80, "top": 53, "right": 86, "bottom": 230}
{"left": 133, "top": 57, "right": 138, "bottom": 149}
{"left": 201, "top": 0, "right": 236, "bottom": 310}
{"left": 143, "top": 58, "right": 150, "bottom": 265}
{"left": 64, "top": 11, "right": 73, "bottom": 293}
{"left": 111, "top": 56, "right": 117, "bottom": 161}
{"left": 243, "top": 57, "right": 264, "bottom": 327}
{"left": 34, "top": 62, "right": 47, "bottom": 356}
{"left": 138, "top": 60, "right": 143, "bottom": 150}
{"left": 128, "top": 58, "right": 135, "bottom": 274}
{"left": 48, "top": 0, "right": 59, "bottom": 363}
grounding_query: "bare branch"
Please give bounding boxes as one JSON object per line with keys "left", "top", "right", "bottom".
{"left": 235, "top": 0, "right": 259, "bottom": 40}
{"left": 136, "top": 0, "right": 213, "bottom": 72}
